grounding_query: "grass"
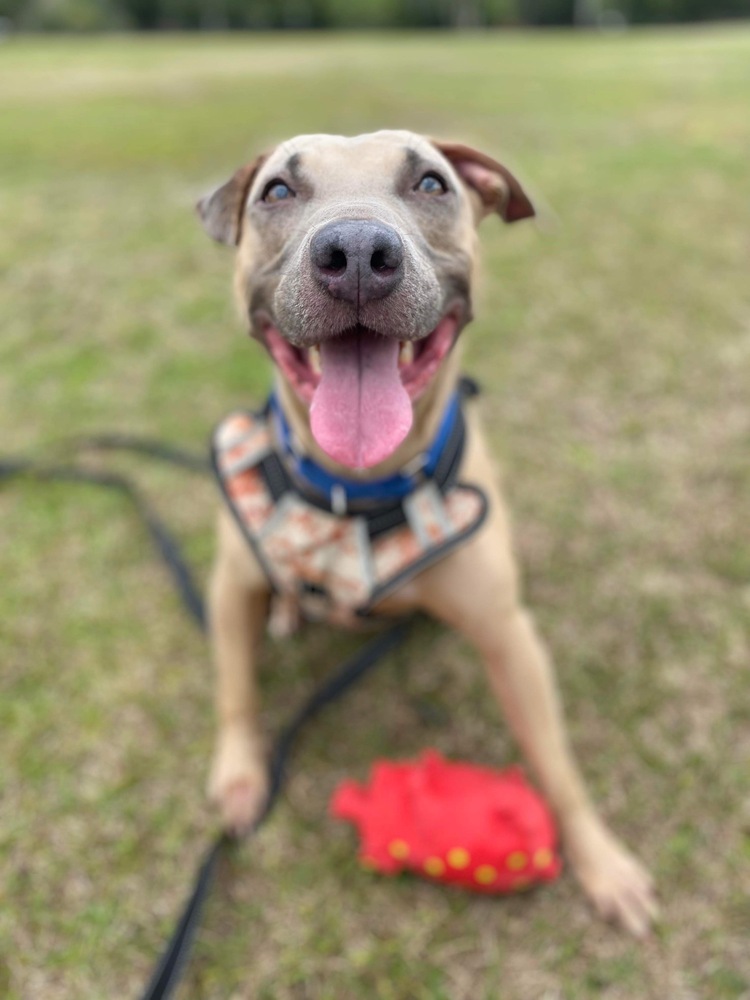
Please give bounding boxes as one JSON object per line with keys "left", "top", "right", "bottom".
{"left": 1, "top": 24, "right": 749, "bottom": 1000}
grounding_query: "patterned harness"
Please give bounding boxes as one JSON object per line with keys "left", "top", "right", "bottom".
{"left": 211, "top": 379, "right": 488, "bottom": 625}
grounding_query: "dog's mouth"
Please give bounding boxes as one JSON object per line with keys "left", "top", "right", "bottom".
{"left": 260, "top": 311, "right": 460, "bottom": 469}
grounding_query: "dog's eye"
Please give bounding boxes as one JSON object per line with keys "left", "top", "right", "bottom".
{"left": 262, "top": 179, "right": 295, "bottom": 204}
{"left": 416, "top": 172, "right": 448, "bottom": 195}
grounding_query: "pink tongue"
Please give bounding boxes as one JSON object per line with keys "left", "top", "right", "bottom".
{"left": 310, "top": 331, "right": 412, "bottom": 469}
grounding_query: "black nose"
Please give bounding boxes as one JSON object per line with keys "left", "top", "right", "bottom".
{"left": 310, "top": 220, "right": 404, "bottom": 307}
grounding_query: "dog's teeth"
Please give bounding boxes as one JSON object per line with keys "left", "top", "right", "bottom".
{"left": 309, "top": 345, "right": 322, "bottom": 375}
{"left": 399, "top": 341, "right": 414, "bottom": 366}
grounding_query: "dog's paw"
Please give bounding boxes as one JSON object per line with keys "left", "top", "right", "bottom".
{"left": 564, "top": 811, "right": 659, "bottom": 938}
{"left": 208, "top": 730, "right": 269, "bottom": 836}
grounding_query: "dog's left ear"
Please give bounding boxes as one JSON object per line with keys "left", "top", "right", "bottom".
{"left": 196, "top": 153, "right": 268, "bottom": 245}
{"left": 432, "top": 141, "right": 535, "bottom": 223}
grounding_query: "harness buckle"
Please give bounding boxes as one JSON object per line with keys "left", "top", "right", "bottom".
{"left": 401, "top": 451, "right": 429, "bottom": 480}
{"left": 330, "top": 483, "right": 348, "bottom": 517}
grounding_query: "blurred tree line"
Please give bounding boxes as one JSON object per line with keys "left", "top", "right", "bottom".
{"left": 2, "top": 0, "right": 749, "bottom": 31}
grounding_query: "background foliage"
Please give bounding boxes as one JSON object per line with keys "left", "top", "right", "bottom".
{"left": 2, "top": 0, "right": 749, "bottom": 31}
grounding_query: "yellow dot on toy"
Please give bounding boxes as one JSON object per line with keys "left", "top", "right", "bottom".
{"left": 533, "top": 848, "right": 553, "bottom": 869}
{"left": 474, "top": 865, "right": 498, "bottom": 885}
{"left": 507, "top": 851, "right": 527, "bottom": 871}
{"left": 388, "top": 839, "right": 410, "bottom": 860}
{"left": 424, "top": 857, "right": 446, "bottom": 877}
{"left": 447, "top": 847, "right": 470, "bottom": 870}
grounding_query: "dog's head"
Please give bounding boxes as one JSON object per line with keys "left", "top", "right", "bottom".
{"left": 198, "top": 130, "right": 534, "bottom": 470}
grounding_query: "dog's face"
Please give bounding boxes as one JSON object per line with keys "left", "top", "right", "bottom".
{"left": 198, "top": 130, "right": 533, "bottom": 469}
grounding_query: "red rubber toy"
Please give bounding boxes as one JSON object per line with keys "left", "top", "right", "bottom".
{"left": 330, "top": 750, "right": 561, "bottom": 893}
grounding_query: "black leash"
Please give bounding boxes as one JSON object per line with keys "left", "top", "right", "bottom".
{"left": 142, "top": 622, "right": 410, "bottom": 1000}
{"left": 0, "top": 439, "right": 412, "bottom": 1000}
{"left": 0, "top": 453, "right": 208, "bottom": 629}
{"left": 77, "top": 432, "right": 210, "bottom": 474}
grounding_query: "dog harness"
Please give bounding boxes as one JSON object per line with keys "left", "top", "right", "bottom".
{"left": 211, "top": 379, "right": 488, "bottom": 625}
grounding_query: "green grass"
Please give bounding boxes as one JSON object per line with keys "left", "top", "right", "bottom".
{"left": 1, "top": 25, "right": 749, "bottom": 1000}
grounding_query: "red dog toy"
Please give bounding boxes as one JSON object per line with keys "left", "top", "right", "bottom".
{"left": 331, "top": 750, "right": 561, "bottom": 893}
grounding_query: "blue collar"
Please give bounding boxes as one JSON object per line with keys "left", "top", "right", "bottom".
{"left": 268, "top": 390, "right": 462, "bottom": 509}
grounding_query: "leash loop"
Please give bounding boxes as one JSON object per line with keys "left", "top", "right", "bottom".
{"left": 0, "top": 439, "right": 411, "bottom": 1000}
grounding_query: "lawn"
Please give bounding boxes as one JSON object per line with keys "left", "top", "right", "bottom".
{"left": 1, "top": 24, "right": 749, "bottom": 1000}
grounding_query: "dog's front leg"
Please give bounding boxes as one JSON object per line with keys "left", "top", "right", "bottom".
{"left": 207, "top": 510, "right": 271, "bottom": 835}
{"left": 472, "top": 604, "right": 659, "bottom": 937}
{"left": 419, "top": 537, "right": 658, "bottom": 936}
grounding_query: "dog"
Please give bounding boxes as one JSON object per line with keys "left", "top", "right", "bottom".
{"left": 196, "top": 130, "right": 657, "bottom": 936}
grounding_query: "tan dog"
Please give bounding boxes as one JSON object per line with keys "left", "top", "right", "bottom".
{"left": 197, "top": 130, "right": 657, "bottom": 936}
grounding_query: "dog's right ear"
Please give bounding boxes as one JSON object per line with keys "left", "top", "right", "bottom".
{"left": 196, "top": 154, "right": 268, "bottom": 246}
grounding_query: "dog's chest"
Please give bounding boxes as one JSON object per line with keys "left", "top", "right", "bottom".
{"left": 212, "top": 407, "right": 487, "bottom": 626}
